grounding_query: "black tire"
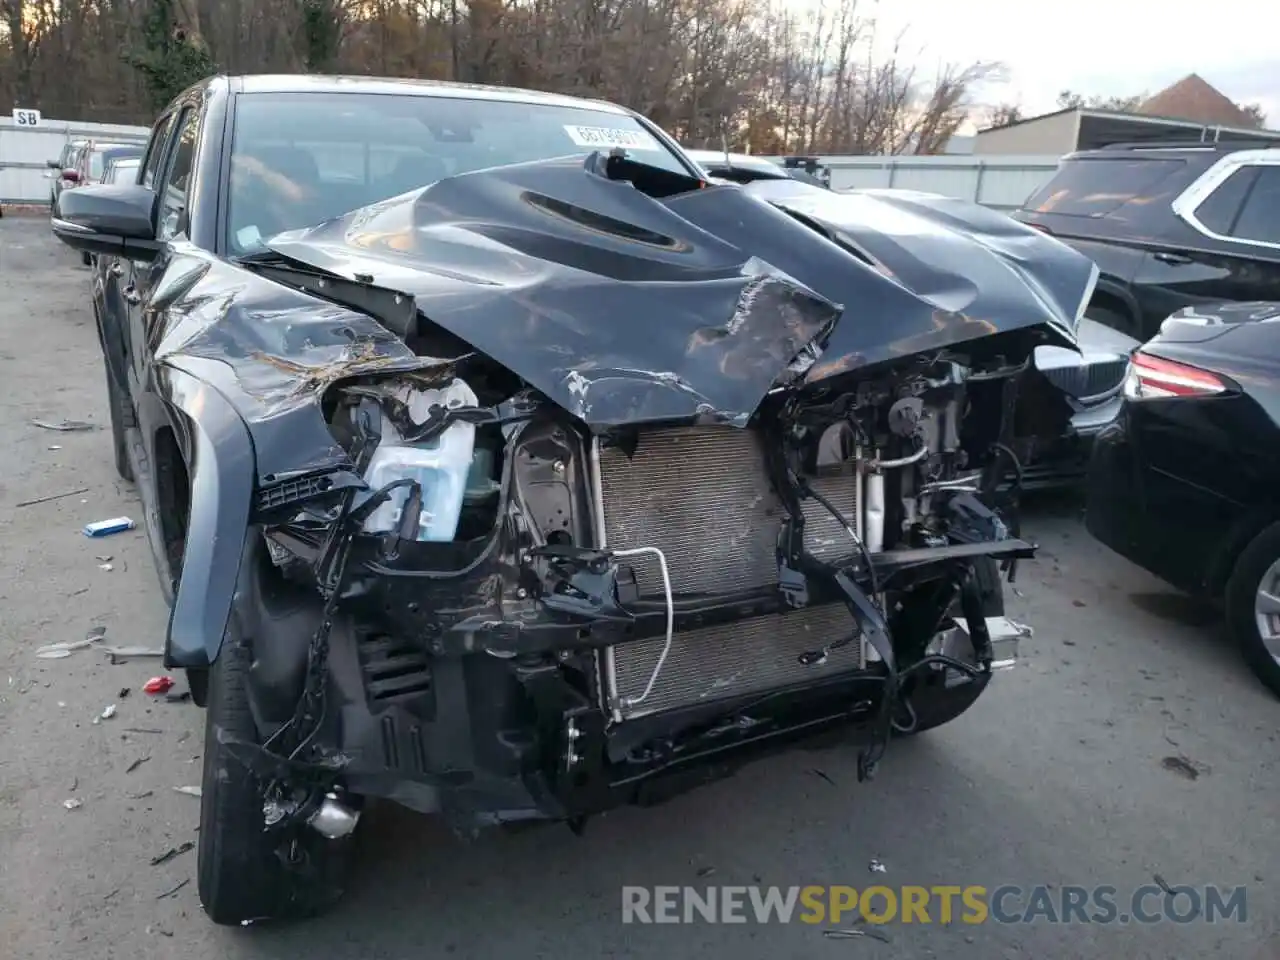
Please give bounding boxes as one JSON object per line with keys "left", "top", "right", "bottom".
{"left": 187, "top": 667, "right": 209, "bottom": 708}
{"left": 1085, "top": 304, "right": 1139, "bottom": 339}
{"left": 103, "top": 351, "right": 135, "bottom": 482}
{"left": 1224, "top": 522, "right": 1280, "bottom": 698}
{"left": 197, "top": 608, "right": 351, "bottom": 925}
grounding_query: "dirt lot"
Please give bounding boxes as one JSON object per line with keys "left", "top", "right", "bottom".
{"left": 0, "top": 216, "right": 1277, "bottom": 959}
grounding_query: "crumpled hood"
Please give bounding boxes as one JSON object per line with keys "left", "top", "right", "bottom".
{"left": 738, "top": 179, "right": 1096, "bottom": 380}
{"left": 265, "top": 154, "right": 1095, "bottom": 426}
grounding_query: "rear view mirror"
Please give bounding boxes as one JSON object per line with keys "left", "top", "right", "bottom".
{"left": 52, "top": 184, "right": 161, "bottom": 261}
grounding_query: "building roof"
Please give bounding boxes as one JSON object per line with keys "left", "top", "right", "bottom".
{"left": 975, "top": 103, "right": 1279, "bottom": 151}
{"left": 1135, "top": 73, "right": 1256, "bottom": 128}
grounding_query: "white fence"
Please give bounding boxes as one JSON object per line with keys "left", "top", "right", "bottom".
{"left": 0, "top": 115, "right": 150, "bottom": 204}
{"left": 813, "top": 155, "right": 1062, "bottom": 210}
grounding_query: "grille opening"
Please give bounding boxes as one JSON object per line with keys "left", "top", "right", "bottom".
{"left": 357, "top": 634, "right": 433, "bottom": 702}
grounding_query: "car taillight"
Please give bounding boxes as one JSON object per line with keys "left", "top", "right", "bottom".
{"left": 1123, "top": 350, "right": 1227, "bottom": 400}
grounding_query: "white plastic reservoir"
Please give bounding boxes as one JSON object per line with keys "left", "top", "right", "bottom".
{"left": 360, "top": 378, "right": 479, "bottom": 542}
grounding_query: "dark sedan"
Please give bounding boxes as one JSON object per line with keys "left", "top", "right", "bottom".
{"left": 1086, "top": 300, "right": 1280, "bottom": 696}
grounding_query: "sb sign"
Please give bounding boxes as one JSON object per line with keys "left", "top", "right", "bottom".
{"left": 13, "top": 108, "right": 42, "bottom": 127}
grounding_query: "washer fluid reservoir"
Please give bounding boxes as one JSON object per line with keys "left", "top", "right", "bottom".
{"left": 359, "top": 378, "right": 479, "bottom": 542}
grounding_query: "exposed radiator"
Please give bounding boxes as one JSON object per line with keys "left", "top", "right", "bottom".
{"left": 598, "top": 427, "right": 860, "bottom": 597}
{"left": 609, "top": 605, "right": 861, "bottom": 719}
{"left": 598, "top": 426, "right": 863, "bottom": 720}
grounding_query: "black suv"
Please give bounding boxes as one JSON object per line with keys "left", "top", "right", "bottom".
{"left": 1014, "top": 141, "right": 1280, "bottom": 340}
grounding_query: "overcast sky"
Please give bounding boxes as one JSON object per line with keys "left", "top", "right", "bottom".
{"left": 863, "top": 0, "right": 1279, "bottom": 127}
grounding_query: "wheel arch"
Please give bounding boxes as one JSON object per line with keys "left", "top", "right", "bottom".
{"left": 150, "top": 368, "right": 258, "bottom": 670}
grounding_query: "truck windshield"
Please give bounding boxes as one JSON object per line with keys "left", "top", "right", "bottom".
{"left": 226, "top": 91, "right": 691, "bottom": 254}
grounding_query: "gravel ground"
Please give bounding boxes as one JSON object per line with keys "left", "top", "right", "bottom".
{"left": 1, "top": 217, "right": 1276, "bottom": 959}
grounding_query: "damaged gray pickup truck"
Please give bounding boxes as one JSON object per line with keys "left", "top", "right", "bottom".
{"left": 52, "top": 75, "right": 1097, "bottom": 925}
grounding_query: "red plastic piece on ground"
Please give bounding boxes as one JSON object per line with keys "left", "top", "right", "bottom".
{"left": 143, "top": 675, "right": 175, "bottom": 695}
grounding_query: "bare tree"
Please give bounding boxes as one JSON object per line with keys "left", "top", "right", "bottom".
{"left": 0, "top": 0, "right": 998, "bottom": 156}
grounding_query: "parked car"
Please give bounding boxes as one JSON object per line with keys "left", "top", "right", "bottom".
{"left": 82, "top": 141, "right": 144, "bottom": 184}
{"left": 46, "top": 138, "right": 87, "bottom": 211}
{"left": 81, "top": 158, "right": 145, "bottom": 269}
{"left": 680, "top": 166, "right": 1140, "bottom": 487}
{"left": 52, "top": 74, "right": 1099, "bottom": 925}
{"left": 102, "top": 155, "right": 141, "bottom": 186}
{"left": 1014, "top": 141, "right": 1280, "bottom": 341}
{"left": 1086, "top": 300, "right": 1280, "bottom": 697}
{"left": 684, "top": 148, "right": 831, "bottom": 188}
{"left": 59, "top": 141, "right": 145, "bottom": 264}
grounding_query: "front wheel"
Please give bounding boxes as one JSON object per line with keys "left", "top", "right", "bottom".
{"left": 1225, "top": 523, "right": 1280, "bottom": 698}
{"left": 197, "top": 607, "right": 352, "bottom": 925}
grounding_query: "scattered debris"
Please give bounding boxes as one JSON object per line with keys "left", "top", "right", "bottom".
{"left": 63, "top": 798, "right": 83, "bottom": 810}
{"left": 868, "top": 858, "right": 887, "bottom": 874}
{"left": 124, "top": 728, "right": 164, "bottom": 735}
{"left": 696, "top": 866, "right": 716, "bottom": 878}
{"left": 118, "top": 687, "right": 131, "bottom": 699}
{"left": 809, "top": 768, "right": 836, "bottom": 786}
{"left": 101, "top": 645, "right": 164, "bottom": 663}
{"left": 70, "top": 777, "right": 78, "bottom": 792}
{"left": 165, "top": 691, "right": 192, "bottom": 704}
{"left": 100, "top": 704, "right": 117, "bottom": 720}
{"left": 94, "top": 555, "right": 112, "bottom": 562}
{"left": 1011, "top": 586, "right": 1025, "bottom": 598}
{"left": 98, "top": 563, "right": 114, "bottom": 572}
{"left": 1153, "top": 874, "right": 1174, "bottom": 895}
{"left": 83, "top": 516, "right": 136, "bottom": 538}
{"left": 824, "top": 927, "right": 892, "bottom": 943}
{"left": 127, "top": 790, "right": 154, "bottom": 800}
{"left": 150, "top": 841, "right": 195, "bottom": 866}
{"left": 156, "top": 878, "right": 190, "bottom": 900}
{"left": 145, "top": 925, "right": 175, "bottom": 937}
{"left": 16, "top": 487, "right": 91, "bottom": 508}
{"left": 125, "top": 756, "right": 151, "bottom": 774}
{"left": 1164, "top": 733, "right": 1179, "bottom": 747}
{"left": 36, "top": 626, "right": 106, "bottom": 659}
{"left": 48, "top": 444, "right": 62, "bottom": 451}
{"left": 31, "top": 418, "right": 99, "bottom": 432}
{"left": 1161, "top": 755, "right": 1207, "bottom": 781}
{"left": 143, "top": 676, "right": 175, "bottom": 696}
{"left": 1072, "top": 599, "right": 1087, "bottom": 608}
{"left": 173, "top": 786, "right": 202, "bottom": 798}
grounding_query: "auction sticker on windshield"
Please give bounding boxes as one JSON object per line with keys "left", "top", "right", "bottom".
{"left": 564, "top": 125, "right": 660, "bottom": 151}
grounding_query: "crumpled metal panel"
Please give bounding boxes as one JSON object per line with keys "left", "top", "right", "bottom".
{"left": 266, "top": 155, "right": 841, "bottom": 431}
{"left": 151, "top": 152, "right": 1101, "bottom": 482}
{"left": 263, "top": 152, "right": 1099, "bottom": 436}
